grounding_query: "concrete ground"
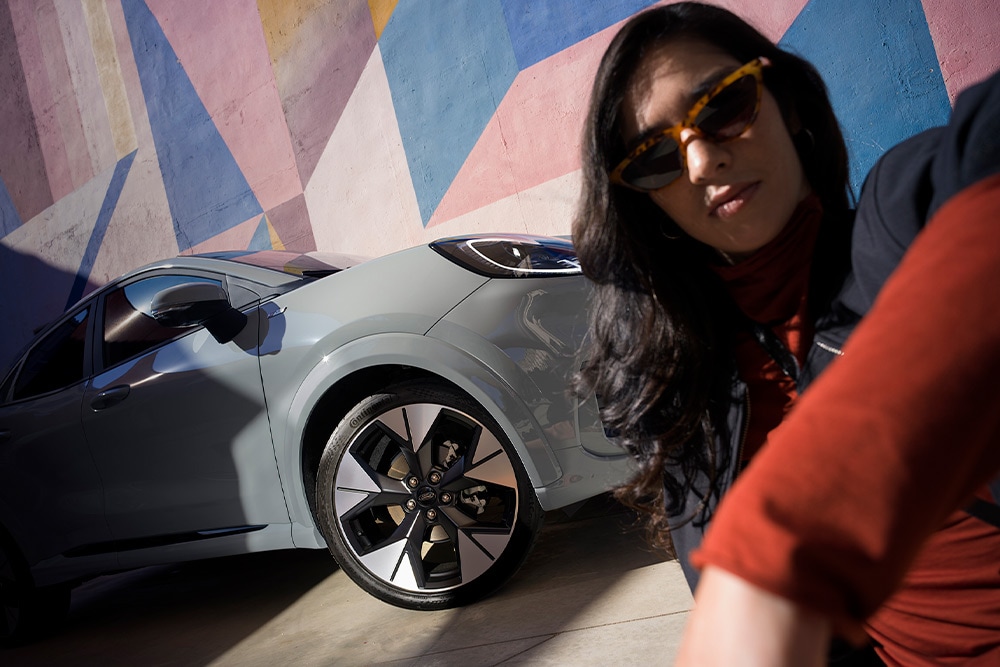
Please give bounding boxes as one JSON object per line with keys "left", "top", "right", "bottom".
{"left": 4, "top": 497, "right": 693, "bottom": 666}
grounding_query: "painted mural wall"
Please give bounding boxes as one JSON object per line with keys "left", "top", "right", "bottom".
{"left": 0, "top": 0, "right": 998, "bottom": 371}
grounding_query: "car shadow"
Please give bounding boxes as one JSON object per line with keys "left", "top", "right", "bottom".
{"left": 2, "top": 549, "right": 339, "bottom": 666}
{"left": 2, "top": 496, "right": 678, "bottom": 666}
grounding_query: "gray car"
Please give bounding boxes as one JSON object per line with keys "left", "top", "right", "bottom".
{"left": 0, "top": 234, "right": 628, "bottom": 644}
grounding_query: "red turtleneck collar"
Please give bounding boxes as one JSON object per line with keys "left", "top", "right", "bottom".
{"left": 711, "top": 193, "right": 823, "bottom": 326}
{"left": 709, "top": 194, "right": 824, "bottom": 460}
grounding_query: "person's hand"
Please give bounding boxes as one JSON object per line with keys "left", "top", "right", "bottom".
{"left": 675, "top": 566, "right": 831, "bottom": 666}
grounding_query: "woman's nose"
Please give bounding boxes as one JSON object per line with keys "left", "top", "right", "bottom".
{"left": 680, "top": 128, "right": 731, "bottom": 184}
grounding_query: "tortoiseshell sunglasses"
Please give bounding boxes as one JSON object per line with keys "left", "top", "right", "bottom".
{"left": 610, "top": 58, "right": 770, "bottom": 191}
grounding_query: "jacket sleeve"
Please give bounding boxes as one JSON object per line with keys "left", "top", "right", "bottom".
{"left": 691, "top": 173, "right": 1000, "bottom": 629}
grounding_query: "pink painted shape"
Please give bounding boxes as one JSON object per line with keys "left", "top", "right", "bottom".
{"left": 271, "top": 0, "right": 375, "bottom": 188}
{"left": 8, "top": 0, "right": 78, "bottom": 205}
{"left": 3, "top": 0, "right": 55, "bottom": 221}
{"left": 707, "top": 0, "right": 810, "bottom": 42}
{"left": 146, "top": 0, "right": 301, "bottom": 211}
{"left": 922, "top": 0, "right": 1000, "bottom": 102}
{"left": 55, "top": 0, "right": 117, "bottom": 175}
{"left": 429, "top": 0, "right": 807, "bottom": 227}
{"left": 183, "top": 214, "right": 261, "bottom": 255}
{"left": 427, "top": 27, "right": 609, "bottom": 227}
{"left": 33, "top": 0, "right": 92, "bottom": 193}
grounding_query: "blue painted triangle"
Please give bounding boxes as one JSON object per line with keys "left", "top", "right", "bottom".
{"left": 381, "top": 0, "right": 519, "bottom": 226}
{"left": 66, "top": 150, "right": 138, "bottom": 309}
{"left": 501, "top": 0, "right": 658, "bottom": 69}
{"left": 247, "top": 215, "right": 272, "bottom": 251}
{"left": 0, "top": 174, "right": 22, "bottom": 238}
{"left": 121, "top": 0, "right": 262, "bottom": 251}
{"left": 780, "top": 0, "right": 951, "bottom": 194}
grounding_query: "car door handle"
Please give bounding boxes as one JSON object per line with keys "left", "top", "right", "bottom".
{"left": 91, "top": 385, "right": 131, "bottom": 411}
{"left": 0, "top": 430, "right": 9, "bottom": 443}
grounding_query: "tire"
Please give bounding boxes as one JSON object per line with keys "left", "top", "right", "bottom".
{"left": 0, "top": 531, "right": 70, "bottom": 647}
{"left": 316, "top": 379, "right": 543, "bottom": 609}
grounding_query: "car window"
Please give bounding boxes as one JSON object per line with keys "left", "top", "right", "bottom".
{"left": 103, "top": 275, "right": 224, "bottom": 368}
{"left": 11, "top": 308, "right": 90, "bottom": 401}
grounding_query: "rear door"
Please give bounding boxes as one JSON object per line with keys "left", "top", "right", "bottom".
{"left": 0, "top": 306, "right": 114, "bottom": 572}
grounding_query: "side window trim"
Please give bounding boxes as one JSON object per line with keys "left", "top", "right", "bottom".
{"left": 8, "top": 305, "right": 93, "bottom": 402}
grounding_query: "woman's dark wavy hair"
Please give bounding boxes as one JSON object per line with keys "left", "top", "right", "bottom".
{"left": 572, "top": 2, "right": 852, "bottom": 548}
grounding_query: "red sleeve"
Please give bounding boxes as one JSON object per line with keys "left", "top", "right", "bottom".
{"left": 692, "top": 174, "right": 1000, "bottom": 632}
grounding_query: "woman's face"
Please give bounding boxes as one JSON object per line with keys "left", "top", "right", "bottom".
{"left": 620, "top": 39, "right": 810, "bottom": 261}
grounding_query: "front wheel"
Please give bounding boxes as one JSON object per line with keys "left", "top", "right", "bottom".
{"left": 315, "top": 380, "right": 542, "bottom": 609}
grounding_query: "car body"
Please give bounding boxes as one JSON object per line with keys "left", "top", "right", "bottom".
{"left": 0, "top": 234, "right": 628, "bottom": 644}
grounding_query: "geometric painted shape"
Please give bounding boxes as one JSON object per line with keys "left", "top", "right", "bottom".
{"left": 922, "top": 0, "right": 1000, "bottom": 103}
{"left": 0, "top": 0, "right": 52, "bottom": 228}
{"left": 147, "top": 0, "right": 302, "bottom": 212}
{"left": 430, "top": 0, "right": 813, "bottom": 228}
{"left": 427, "top": 171, "right": 582, "bottom": 242}
{"left": 264, "top": 195, "right": 315, "bottom": 252}
{"left": 368, "top": 0, "right": 398, "bottom": 40}
{"left": 66, "top": 150, "right": 138, "bottom": 308}
{"left": 428, "top": 34, "right": 602, "bottom": 226}
{"left": 82, "top": 0, "right": 139, "bottom": 161}
{"left": 304, "top": 46, "right": 423, "bottom": 257}
{"left": 380, "top": 0, "right": 519, "bottom": 225}
{"left": 500, "top": 0, "right": 657, "bottom": 69}
{"left": 248, "top": 215, "right": 272, "bottom": 251}
{"left": 781, "top": 0, "right": 952, "bottom": 193}
{"left": 184, "top": 215, "right": 261, "bottom": 256}
{"left": 267, "top": 220, "right": 286, "bottom": 251}
{"left": 56, "top": 0, "right": 117, "bottom": 181}
{"left": 121, "top": 0, "right": 263, "bottom": 251}
{"left": 0, "top": 175, "right": 21, "bottom": 238}
{"left": 259, "top": 0, "right": 376, "bottom": 189}
{"left": 715, "top": 0, "right": 812, "bottom": 42}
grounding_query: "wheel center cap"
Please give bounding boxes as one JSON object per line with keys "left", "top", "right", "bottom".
{"left": 415, "top": 487, "right": 437, "bottom": 506}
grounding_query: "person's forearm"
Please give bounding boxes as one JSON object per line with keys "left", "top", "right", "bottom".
{"left": 675, "top": 566, "right": 830, "bottom": 667}
{"left": 693, "top": 174, "right": 1000, "bottom": 621}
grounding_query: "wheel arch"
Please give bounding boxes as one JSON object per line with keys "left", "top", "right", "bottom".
{"left": 283, "top": 333, "right": 562, "bottom": 535}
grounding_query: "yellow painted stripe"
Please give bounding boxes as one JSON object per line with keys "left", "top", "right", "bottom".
{"left": 82, "top": 0, "right": 136, "bottom": 159}
{"left": 267, "top": 217, "right": 286, "bottom": 250}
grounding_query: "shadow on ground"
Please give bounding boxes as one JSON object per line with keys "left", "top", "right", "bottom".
{"left": 4, "top": 495, "right": 687, "bottom": 667}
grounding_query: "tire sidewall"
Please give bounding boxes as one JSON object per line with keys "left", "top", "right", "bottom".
{"left": 315, "top": 380, "right": 542, "bottom": 610}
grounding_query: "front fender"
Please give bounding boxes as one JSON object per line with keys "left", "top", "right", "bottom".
{"left": 278, "top": 332, "right": 560, "bottom": 538}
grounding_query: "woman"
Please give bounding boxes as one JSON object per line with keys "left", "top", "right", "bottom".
{"left": 572, "top": 3, "right": 1000, "bottom": 665}
{"left": 574, "top": 2, "right": 852, "bottom": 582}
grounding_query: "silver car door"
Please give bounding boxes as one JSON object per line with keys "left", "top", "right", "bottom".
{"left": 80, "top": 273, "right": 289, "bottom": 549}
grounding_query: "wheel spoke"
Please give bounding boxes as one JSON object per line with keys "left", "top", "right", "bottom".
{"left": 334, "top": 443, "right": 410, "bottom": 520}
{"left": 435, "top": 508, "right": 511, "bottom": 583}
{"left": 464, "top": 429, "right": 517, "bottom": 488}
{"left": 357, "top": 511, "right": 427, "bottom": 589}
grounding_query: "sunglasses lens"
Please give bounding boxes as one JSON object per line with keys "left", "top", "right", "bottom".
{"left": 694, "top": 74, "right": 759, "bottom": 140}
{"left": 612, "top": 63, "right": 763, "bottom": 191}
{"left": 620, "top": 136, "right": 683, "bottom": 190}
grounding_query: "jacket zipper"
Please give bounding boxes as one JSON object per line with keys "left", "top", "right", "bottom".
{"left": 735, "top": 389, "right": 750, "bottom": 475}
{"left": 815, "top": 339, "right": 845, "bottom": 356}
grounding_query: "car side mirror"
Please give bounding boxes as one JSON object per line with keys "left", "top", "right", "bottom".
{"left": 149, "top": 283, "right": 248, "bottom": 344}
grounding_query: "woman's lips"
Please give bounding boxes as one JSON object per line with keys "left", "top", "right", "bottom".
{"left": 709, "top": 182, "right": 761, "bottom": 219}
